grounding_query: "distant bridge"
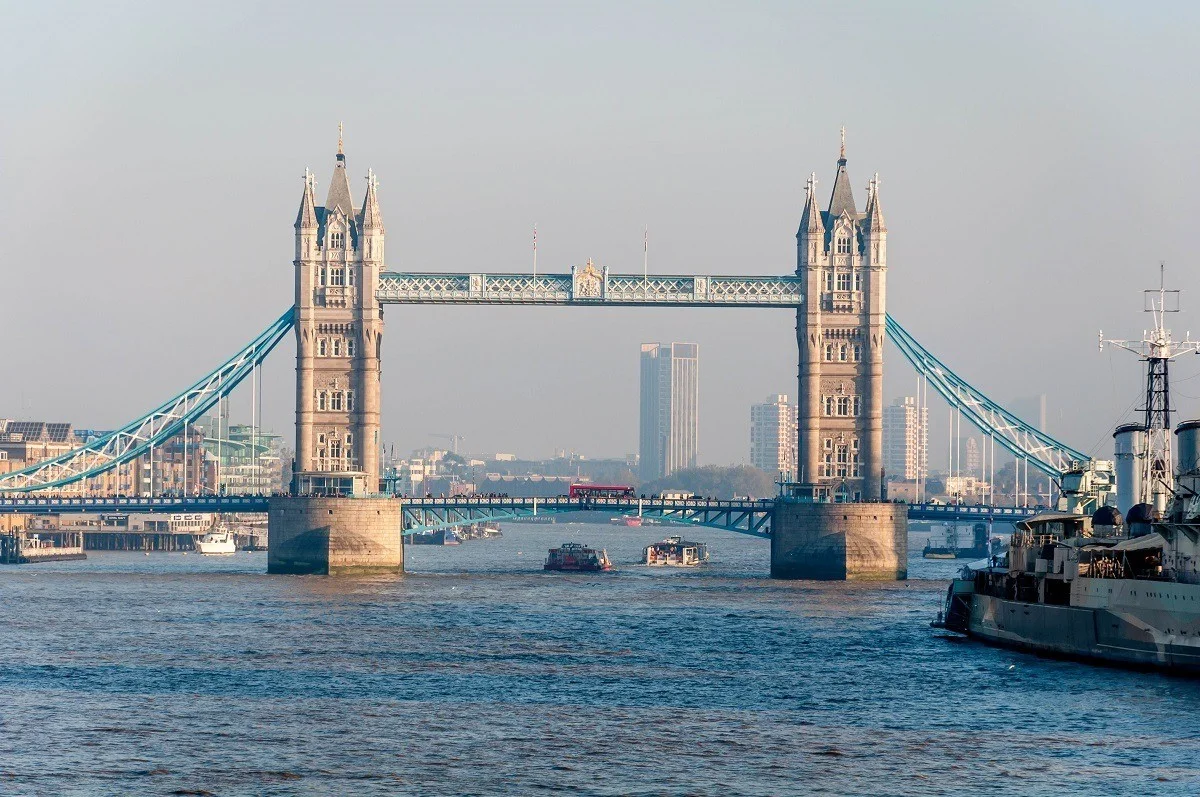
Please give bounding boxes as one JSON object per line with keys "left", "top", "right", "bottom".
{"left": 0, "top": 495, "right": 1041, "bottom": 533}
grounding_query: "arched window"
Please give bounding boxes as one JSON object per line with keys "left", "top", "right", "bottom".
{"left": 837, "top": 272, "right": 852, "bottom": 291}
{"left": 347, "top": 339, "right": 356, "bottom": 358}
{"left": 837, "top": 396, "right": 850, "bottom": 416}
{"left": 318, "top": 434, "right": 326, "bottom": 444}
{"left": 331, "top": 231, "right": 345, "bottom": 249}
{"left": 824, "top": 271, "right": 834, "bottom": 292}
{"left": 318, "top": 339, "right": 328, "bottom": 357}
{"left": 332, "top": 339, "right": 342, "bottom": 357}
{"left": 331, "top": 392, "right": 343, "bottom": 411}
{"left": 824, "top": 396, "right": 834, "bottom": 416}
{"left": 839, "top": 345, "right": 848, "bottom": 362}
{"left": 852, "top": 396, "right": 861, "bottom": 416}
{"left": 330, "top": 440, "right": 342, "bottom": 461}
{"left": 331, "top": 268, "right": 345, "bottom": 287}
{"left": 837, "top": 236, "right": 851, "bottom": 255}
{"left": 853, "top": 271, "right": 862, "bottom": 291}
{"left": 346, "top": 390, "right": 355, "bottom": 412}
{"left": 318, "top": 267, "right": 327, "bottom": 286}
{"left": 852, "top": 344, "right": 862, "bottom": 362}
{"left": 318, "top": 392, "right": 328, "bottom": 411}
{"left": 825, "top": 344, "right": 835, "bottom": 361}
{"left": 345, "top": 432, "right": 353, "bottom": 446}
{"left": 348, "top": 268, "right": 355, "bottom": 287}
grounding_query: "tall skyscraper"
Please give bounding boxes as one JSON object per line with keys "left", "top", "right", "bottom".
{"left": 639, "top": 343, "right": 699, "bottom": 481}
{"left": 882, "top": 396, "right": 927, "bottom": 481}
{"left": 796, "top": 138, "right": 888, "bottom": 499}
{"left": 750, "top": 394, "right": 798, "bottom": 476}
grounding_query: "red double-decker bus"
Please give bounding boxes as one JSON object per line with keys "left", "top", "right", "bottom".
{"left": 569, "top": 484, "right": 635, "bottom": 499}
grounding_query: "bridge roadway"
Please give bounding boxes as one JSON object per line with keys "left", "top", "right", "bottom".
{"left": 0, "top": 495, "right": 1041, "bottom": 532}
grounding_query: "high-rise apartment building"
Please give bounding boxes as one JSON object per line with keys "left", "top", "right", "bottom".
{"left": 750, "top": 394, "right": 797, "bottom": 476}
{"left": 639, "top": 343, "right": 699, "bottom": 481}
{"left": 882, "top": 396, "right": 927, "bottom": 481}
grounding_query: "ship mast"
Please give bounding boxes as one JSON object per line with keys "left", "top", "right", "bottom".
{"left": 1100, "top": 266, "right": 1200, "bottom": 513}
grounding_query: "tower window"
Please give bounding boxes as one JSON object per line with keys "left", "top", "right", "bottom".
{"left": 331, "top": 268, "right": 345, "bottom": 287}
{"left": 853, "top": 396, "right": 861, "bottom": 416}
{"left": 318, "top": 434, "right": 326, "bottom": 444}
{"left": 319, "top": 267, "right": 327, "bottom": 286}
{"left": 837, "top": 236, "right": 851, "bottom": 255}
{"left": 852, "top": 344, "right": 862, "bottom": 362}
{"left": 824, "top": 271, "right": 834, "bottom": 292}
{"left": 347, "top": 339, "right": 356, "bottom": 358}
{"left": 318, "top": 338, "right": 328, "bottom": 357}
{"left": 853, "top": 271, "right": 862, "bottom": 291}
{"left": 331, "top": 231, "right": 345, "bottom": 249}
{"left": 346, "top": 390, "right": 355, "bottom": 412}
{"left": 318, "top": 392, "right": 328, "bottom": 411}
{"left": 837, "top": 396, "right": 850, "bottom": 416}
{"left": 330, "top": 440, "right": 342, "bottom": 461}
{"left": 837, "top": 272, "right": 852, "bottom": 292}
{"left": 332, "top": 339, "right": 342, "bottom": 357}
{"left": 346, "top": 432, "right": 353, "bottom": 446}
{"left": 331, "top": 392, "right": 344, "bottom": 411}
{"left": 825, "top": 344, "right": 835, "bottom": 362}
{"left": 824, "top": 396, "right": 834, "bottom": 416}
{"left": 839, "top": 345, "right": 848, "bottom": 362}
{"left": 348, "top": 268, "right": 356, "bottom": 287}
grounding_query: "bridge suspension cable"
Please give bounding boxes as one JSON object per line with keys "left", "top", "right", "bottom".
{"left": 885, "top": 314, "right": 1088, "bottom": 476}
{"left": 0, "top": 309, "right": 295, "bottom": 493}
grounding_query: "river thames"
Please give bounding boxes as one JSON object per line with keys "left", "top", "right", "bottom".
{"left": 1, "top": 522, "right": 1198, "bottom": 796}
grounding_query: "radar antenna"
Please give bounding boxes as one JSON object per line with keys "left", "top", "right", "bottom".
{"left": 1099, "top": 265, "right": 1200, "bottom": 512}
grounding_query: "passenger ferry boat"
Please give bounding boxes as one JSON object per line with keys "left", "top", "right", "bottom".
{"left": 643, "top": 535, "right": 709, "bottom": 566}
{"left": 195, "top": 527, "right": 236, "bottom": 555}
{"left": 610, "top": 515, "right": 643, "bottom": 527}
{"left": 544, "top": 543, "right": 613, "bottom": 572}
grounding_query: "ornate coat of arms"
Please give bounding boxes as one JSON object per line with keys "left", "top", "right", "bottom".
{"left": 573, "top": 259, "right": 605, "bottom": 299}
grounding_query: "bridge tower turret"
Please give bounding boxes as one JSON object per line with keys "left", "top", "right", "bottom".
{"left": 794, "top": 132, "right": 887, "bottom": 502}
{"left": 291, "top": 131, "right": 385, "bottom": 495}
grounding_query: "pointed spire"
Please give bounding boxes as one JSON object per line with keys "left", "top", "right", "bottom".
{"left": 295, "top": 167, "right": 318, "bottom": 229}
{"left": 325, "top": 124, "right": 355, "bottom": 218}
{"left": 827, "top": 128, "right": 857, "bottom": 218}
{"left": 360, "top": 168, "right": 384, "bottom": 231}
{"left": 798, "top": 172, "right": 825, "bottom": 236}
{"left": 864, "top": 172, "right": 886, "bottom": 232}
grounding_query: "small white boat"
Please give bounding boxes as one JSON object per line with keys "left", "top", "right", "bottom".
{"left": 195, "top": 527, "right": 236, "bottom": 555}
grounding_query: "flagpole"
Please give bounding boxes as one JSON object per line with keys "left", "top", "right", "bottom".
{"left": 533, "top": 223, "right": 538, "bottom": 281}
{"left": 643, "top": 226, "right": 648, "bottom": 297}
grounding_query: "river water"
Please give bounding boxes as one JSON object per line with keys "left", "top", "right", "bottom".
{"left": 1, "top": 522, "right": 1198, "bottom": 796}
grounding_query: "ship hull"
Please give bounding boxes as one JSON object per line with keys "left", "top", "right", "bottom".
{"left": 963, "top": 589, "right": 1200, "bottom": 674}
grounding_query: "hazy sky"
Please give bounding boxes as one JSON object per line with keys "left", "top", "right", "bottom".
{"left": 5, "top": 1, "right": 1200, "bottom": 468}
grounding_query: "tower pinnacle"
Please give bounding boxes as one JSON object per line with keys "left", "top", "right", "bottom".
{"left": 840, "top": 126, "right": 846, "bottom": 161}
{"left": 338, "top": 121, "right": 344, "bottom": 156}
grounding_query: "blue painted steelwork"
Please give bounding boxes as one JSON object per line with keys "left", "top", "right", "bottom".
{"left": 401, "top": 496, "right": 776, "bottom": 537}
{"left": 906, "top": 502, "right": 1041, "bottom": 522}
{"left": 0, "top": 309, "right": 295, "bottom": 493}
{"left": 885, "top": 314, "right": 1089, "bottom": 476}
{"left": 376, "top": 271, "right": 803, "bottom": 307}
{"left": 0, "top": 496, "right": 270, "bottom": 515}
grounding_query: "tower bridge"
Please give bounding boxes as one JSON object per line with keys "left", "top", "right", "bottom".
{"left": 0, "top": 134, "right": 1085, "bottom": 577}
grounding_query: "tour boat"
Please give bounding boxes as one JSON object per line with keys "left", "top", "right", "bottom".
{"left": 195, "top": 528, "right": 237, "bottom": 555}
{"left": 643, "top": 535, "right": 709, "bottom": 567}
{"left": 610, "top": 515, "right": 643, "bottom": 527}
{"left": 544, "top": 543, "right": 613, "bottom": 572}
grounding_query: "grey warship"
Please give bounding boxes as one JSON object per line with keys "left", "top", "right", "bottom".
{"left": 940, "top": 273, "right": 1200, "bottom": 673}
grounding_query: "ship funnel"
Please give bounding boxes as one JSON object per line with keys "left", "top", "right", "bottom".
{"left": 1174, "top": 420, "right": 1200, "bottom": 499}
{"left": 1113, "top": 423, "right": 1147, "bottom": 516}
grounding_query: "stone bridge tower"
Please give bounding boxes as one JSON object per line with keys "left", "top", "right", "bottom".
{"left": 771, "top": 133, "right": 904, "bottom": 581}
{"left": 291, "top": 133, "right": 385, "bottom": 495}
{"left": 795, "top": 134, "right": 886, "bottom": 501}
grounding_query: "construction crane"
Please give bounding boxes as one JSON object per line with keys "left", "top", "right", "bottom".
{"left": 430, "top": 433, "right": 464, "bottom": 455}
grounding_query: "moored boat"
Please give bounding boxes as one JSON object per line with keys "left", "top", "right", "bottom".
{"left": 195, "top": 527, "right": 236, "bottom": 555}
{"left": 544, "top": 542, "right": 613, "bottom": 572}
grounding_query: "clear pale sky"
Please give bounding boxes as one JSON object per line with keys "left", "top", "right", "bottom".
{"left": 4, "top": 1, "right": 1200, "bottom": 467}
